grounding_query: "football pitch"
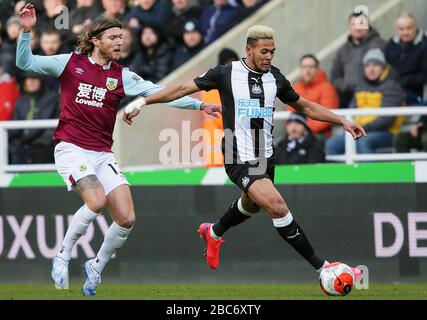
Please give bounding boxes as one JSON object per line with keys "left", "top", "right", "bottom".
{"left": 0, "top": 283, "right": 426, "bottom": 300}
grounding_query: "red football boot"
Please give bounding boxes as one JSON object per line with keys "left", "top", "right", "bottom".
{"left": 198, "top": 223, "right": 224, "bottom": 270}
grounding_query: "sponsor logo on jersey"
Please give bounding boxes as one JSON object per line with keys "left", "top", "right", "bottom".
{"left": 106, "top": 77, "right": 118, "bottom": 90}
{"left": 237, "top": 98, "right": 272, "bottom": 118}
{"left": 75, "top": 83, "right": 107, "bottom": 108}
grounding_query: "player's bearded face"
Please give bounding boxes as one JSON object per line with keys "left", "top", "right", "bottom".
{"left": 249, "top": 39, "right": 275, "bottom": 72}
{"left": 97, "top": 28, "right": 123, "bottom": 61}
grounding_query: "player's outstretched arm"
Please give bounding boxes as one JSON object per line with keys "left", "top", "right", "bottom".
{"left": 289, "top": 97, "right": 367, "bottom": 140}
{"left": 122, "top": 78, "right": 221, "bottom": 125}
{"left": 16, "top": 3, "right": 71, "bottom": 77}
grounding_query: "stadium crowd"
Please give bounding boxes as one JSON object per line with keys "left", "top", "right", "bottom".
{"left": 0, "top": 2, "right": 426, "bottom": 165}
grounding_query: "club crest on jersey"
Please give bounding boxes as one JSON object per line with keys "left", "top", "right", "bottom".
{"left": 106, "top": 77, "right": 118, "bottom": 90}
{"left": 251, "top": 83, "right": 262, "bottom": 94}
{"left": 79, "top": 165, "right": 87, "bottom": 171}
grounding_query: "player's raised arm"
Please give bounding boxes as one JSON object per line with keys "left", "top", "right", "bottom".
{"left": 16, "top": 3, "right": 71, "bottom": 78}
{"left": 288, "top": 97, "right": 367, "bottom": 140}
{"left": 121, "top": 69, "right": 221, "bottom": 125}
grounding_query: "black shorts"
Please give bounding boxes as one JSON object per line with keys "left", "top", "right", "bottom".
{"left": 225, "top": 157, "right": 275, "bottom": 193}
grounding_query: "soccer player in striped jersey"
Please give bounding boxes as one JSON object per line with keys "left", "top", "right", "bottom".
{"left": 17, "top": 3, "right": 220, "bottom": 296}
{"left": 124, "top": 25, "right": 365, "bottom": 279}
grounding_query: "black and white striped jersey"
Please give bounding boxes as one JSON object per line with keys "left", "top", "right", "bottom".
{"left": 194, "top": 59, "right": 300, "bottom": 163}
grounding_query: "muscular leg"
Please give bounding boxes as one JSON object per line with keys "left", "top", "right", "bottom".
{"left": 211, "top": 191, "right": 260, "bottom": 238}
{"left": 91, "top": 184, "right": 135, "bottom": 274}
{"left": 57, "top": 175, "right": 106, "bottom": 261}
{"left": 247, "top": 178, "right": 326, "bottom": 271}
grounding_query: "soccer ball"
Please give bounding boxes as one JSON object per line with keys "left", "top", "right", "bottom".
{"left": 319, "top": 262, "right": 354, "bottom": 296}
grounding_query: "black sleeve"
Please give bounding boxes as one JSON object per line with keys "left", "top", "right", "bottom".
{"left": 272, "top": 69, "right": 300, "bottom": 103}
{"left": 194, "top": 65, "right": 223, "bottom": 91}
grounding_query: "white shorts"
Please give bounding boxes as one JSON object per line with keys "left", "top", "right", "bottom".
{"left": 54, "top": 141, "right": 129, "bottom": 195}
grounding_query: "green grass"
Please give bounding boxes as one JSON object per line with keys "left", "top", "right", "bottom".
{"left": 0, "top": 283, "right": 426, "bottom": 300}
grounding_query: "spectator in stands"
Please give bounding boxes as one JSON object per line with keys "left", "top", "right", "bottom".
{"left": 0, "top": 55, "right": 20, "bottom": 121}
{"left": 117, "top": 25, "right": 142, "bottom": 73}
{"left": 38, "top": 0, "right": 68, "bottom": 41}
{"left": 117, "top": 25, "right": 144, "bottom": 108}
{"left": 165, "top": 0, "right": 202, "bottom": 44}
{"left": 218, "top": 47, "right": 239, "bottom": 65}
{"left": 200, "top": 0, "right": 238, "bottom": 44}
{"left": 172, "top": 19, "right": 205, "bottom": 70}
{"left": 38, "top": 29, "right": 68, "bottom": 56}
{"left": 128, "top": 0, "right": 172, "bottom": 32}
{"left": 8, "top": 71, "right": 59, "bottom": 164}
{"left": 235, "top": 0, "right": 266, "bottom": 23}
{"left": 385, "top": 12, "right": 427, "bottom": 105}
{"left": 35, "top": 29, "right": 68, "bottom": 92}
{"left": 1, "top": 16, "right": 22, "bottom": 76}
{"left": 326, "top": 48, "right": 404, "bottom": 155}
{"left": 275, "top": 113, "right": 325, "bottom": 165}
{"left": 394, "top": 116, "right": 427, "bottom": 152}
{"left": 101, "top": 0, "right": 130, "bottom": 21}
{"left": 14, "top": 1, "right": 28, "bottom": 16}
{"left": 0, "top": 1, "right": 13, "bottom": 29}
{"left": 136, "top": 24, "right": 173, "bottom": 82}
{"left": 290, "top": 54, "right": 339, "bottom": 140}
{"left": 331, "top": 11, "right": 385, "bottom": 108}
{"left": 68, "top": 0, "right": 102, "bottom": 45}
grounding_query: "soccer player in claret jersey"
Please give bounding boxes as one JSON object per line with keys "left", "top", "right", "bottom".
{"left": 16, "top": 3, "right": 220, "bottom": 296}
{"left": 124, "top": 26, "right": 366, "bottom": 281}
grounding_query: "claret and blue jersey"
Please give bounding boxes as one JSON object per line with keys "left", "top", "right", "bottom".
{"left": 16, "top": 31, "right": 202, "bottom": 152}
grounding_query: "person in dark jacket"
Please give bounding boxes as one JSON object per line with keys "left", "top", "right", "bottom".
{"left": 235, "top": 0, "right": 266, "bottom": 23}
{"left": 117, "top": 25, "right": 142, "bottom": 73}
{"left": 275, "top": 113, "right": 325, "bottom": 165}
{"left": 8, "top": 70, "right": 60, "bottom": 164}
{"left": 128, "top": 0, "right": 172, "bottom": 33}
{"left": 171, "top": 19, "right": 205, "bottom": 70}
{"left": 37, "top": 0, "right": 70, "bottom": 45}
{"left": 200, "top": 0, "right": 238, "bottom": 44}
{"left": 385, "top": 11, "right": 427, "bottom": 105}
{"left": 100, "top": 0, "right": 131, "bottom": 21}
{"left": 135, "top": 24, "right": 173, "bottom": 82}
{"left": 327, "top": 48, "right": 405, "bottom": 155}
{"left": 1, "top": 16, "right": 22, "bottom": 76}
{"left": 394, "top": 116, "right": 427, "bottom": 152}
{"left": 331, "top": 11, "right": 386, "bottom": 108}
{"left": 218, "top": 47, "right": 239, "bottom": 65}
{"left": 164, "top": 0, "right": 202, "bottom": 44}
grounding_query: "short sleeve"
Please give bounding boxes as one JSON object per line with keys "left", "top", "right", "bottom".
{"left": 270, "top": 67, "right": 300, "bottom": 104}
{"left": 278, "top": 78, "right": 300, "bottom": 104}
{"left": 194, "top": 65, "right": 222, "bottom": 91}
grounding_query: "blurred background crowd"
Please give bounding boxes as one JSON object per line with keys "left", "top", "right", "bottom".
{"left": 0, "top": 1, "right": 426, "bottom": 166}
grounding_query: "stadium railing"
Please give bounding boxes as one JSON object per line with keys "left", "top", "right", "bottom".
{"left": 276, "top": 106, "right": 427, "bottom": 163}
{"left": 0, "top": 106, "right": 427, "bottom": 174}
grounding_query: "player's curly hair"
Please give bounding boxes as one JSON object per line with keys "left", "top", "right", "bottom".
{"left": 77, "top": 18, "right": 122, "bottom": 54}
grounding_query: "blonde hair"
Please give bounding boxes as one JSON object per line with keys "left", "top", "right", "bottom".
{"left": 76, "top": 18, "right": 122, "bottom": 54}
{"left": 246, "top": 25, "right": 274, "bottom": 46}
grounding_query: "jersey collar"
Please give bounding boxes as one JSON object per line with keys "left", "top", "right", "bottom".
{"left": 240, "top": 58, "right": 270, "bottom": 74}
{"left": 88, "top": 55, "right": 112, "bottom": 70}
